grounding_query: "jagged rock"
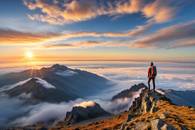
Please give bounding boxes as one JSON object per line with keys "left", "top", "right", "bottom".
{"left": 150, "top": 119, "right": 177, "bottom": 130}
{"left": 134, "top": 122, "right": 151, "bottom": 130}
{"left": 64, "top": 101, "right": 111, "bottom": 125}
{"left": 158, "top": 112, "right": 168, "bottom": 119}
{"left": 120, "top": 87, "right": 186, "bottom": 130}
{"left": 121, "top": 119, "right": 177, "bottom": 130}
{"left": 112, "top": 83, "right": 147, "bottom": 101}
{"left": 128, "top": 88, "right": 171, "bottom": 118}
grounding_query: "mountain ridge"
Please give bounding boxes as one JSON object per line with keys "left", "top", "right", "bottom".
{"left": 0, "top": 64, "right": 112, "bottom": 103}
{"left": 5, "top": 77, "right": 76, "bottom": 103}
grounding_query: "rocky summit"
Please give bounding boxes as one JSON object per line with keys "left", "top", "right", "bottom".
{"left": 121, "top": 89, "right": 186, "bottom": 130}
{"left": 64, "top": 86, "right": 195, "bottom": 130}
{"left": 128, "top": 89, "right": 171, "bottom": 117}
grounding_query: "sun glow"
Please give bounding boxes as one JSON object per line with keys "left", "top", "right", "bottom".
{"left": 24, "top": 50, "right": 38, "bottom": 71}
{"left": 25, "top": 50, "right": 33, "bottom": 59}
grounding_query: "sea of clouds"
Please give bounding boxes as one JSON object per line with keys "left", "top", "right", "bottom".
{"left": 0, "top": 61, "right": 195, "bottom": 127}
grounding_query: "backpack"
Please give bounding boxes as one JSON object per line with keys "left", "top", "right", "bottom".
{"left": 152, "top": 66, "right": 157, "bottom": 77}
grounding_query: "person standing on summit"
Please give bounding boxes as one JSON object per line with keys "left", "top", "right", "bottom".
{"left": 148, "top": 62, "right": 157, "bottom": 90}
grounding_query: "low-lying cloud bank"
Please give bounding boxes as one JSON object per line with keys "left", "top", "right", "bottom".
{"left": 0, "top": 83, "right": 143, "bottom": 127}
{"left": 11, "top": 100, "right": 80, "bottom": 126}
{"left": 0, "top": 95, "right": 31, "bottom": 127}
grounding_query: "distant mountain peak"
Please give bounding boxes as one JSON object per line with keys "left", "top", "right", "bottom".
{"left": 112, "top": 83, "right": 147, "bottom": 101}
{"left": 74, "top": 101, "right": 97, "bottom": 108}
{"left": 64, "top": 101, "right": 111, "bottom": 125}
{"left": 51, "top": 64, "right": 68, "bottom": 71}
{"left": 10, "top": 77, "right": 56, "bottom": 89}
{"left": 32, "top": 77, "right": 56, "bottom": 89}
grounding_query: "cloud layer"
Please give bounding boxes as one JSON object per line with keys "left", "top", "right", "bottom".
{"left": 1, "top": 0, "right": 194, "bottom": 50}
{"left": 1, "top": 20, "right": 195, "bottom": 49}
{"left": 44, "top": 20, "right": 195, "bottom": 49}
{"left": 24, "top": 0, "right": 177, "bottom": 25}
{"left": 0, "top": 22, "right": 151, "bottom": 45}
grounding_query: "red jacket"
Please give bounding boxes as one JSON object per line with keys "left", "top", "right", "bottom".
{"left": 148, "top": 66, "right": 157, "bottom": 78}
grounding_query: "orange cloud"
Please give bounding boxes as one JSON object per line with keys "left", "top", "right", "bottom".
{"left": 110, "top": 0, "right": 146, "bottom": 14}
{"left": 142, "top": 0, "right": 176, "bottom": 23}
{"left": 24, "top": 0, "right": 106, "bottom": 25}
{"left": 169, "top": 39, "right": 195, "bottom": 48}
{"left": 24, "top": 0, "right": 177, "bottom": 25}
{"left": 0, "top": 29, "right": 58, "bottom": 45}
{"left": 0, "top": 22, "right": 152, "bottom": 45}
{"left": 54, "top": 22, "right": 152, "bottom": 39}
{"left": 131, "top": 20, "right": 195, "bottom": 48}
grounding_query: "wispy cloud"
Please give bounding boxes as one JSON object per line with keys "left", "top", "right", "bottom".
{"left": 0, "top": 22, "right": 151, "bottom": 45}
{"left": 48, "top": 20, "right": 195, "bottom": 49}
{"left": 24, "top": 0, "right": 106, "bottom": 25}
{"left": 24, "top": 0, "right": 178, "bottom": 25}
{"left": 43, "top": 40, "right": 128, "bottom": 49}
{"left": 0, "top": 29, "right": 58, "bottom": 44}
{"left": 2, "top": 20, "right": 195, "bottom": 49}
{"left": 142, "top": 0, "right": 176, "bottom": 23}
{"left": 169, "top": 39, "right": 195, "bottom": 48}
{"left": 131, "top": 20, "right": 195, "bottom": 48}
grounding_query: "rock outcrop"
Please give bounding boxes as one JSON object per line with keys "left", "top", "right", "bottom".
{"left": 112, "top": 83, "right": 147, "bottom": 101}
{"left": 120, "top": 88, "right": 194, "bottom": 130}
{"left": 64, "top": 101, "right": 111, "bottom": 125}
{"left": 128, "top": 89, "right": 171, "bottom": 118}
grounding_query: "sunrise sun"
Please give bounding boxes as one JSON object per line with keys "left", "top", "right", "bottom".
{"left": 25, "top": 50, "right": 34, "bottom": 59}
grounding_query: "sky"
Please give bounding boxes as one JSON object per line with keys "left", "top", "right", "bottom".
{"left": 0, "top": 0, "right": 195, "bottom": 67}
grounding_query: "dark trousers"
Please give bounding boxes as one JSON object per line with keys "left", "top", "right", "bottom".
{"left": 148, "top": 77, "right": 155, "bottom": 90}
